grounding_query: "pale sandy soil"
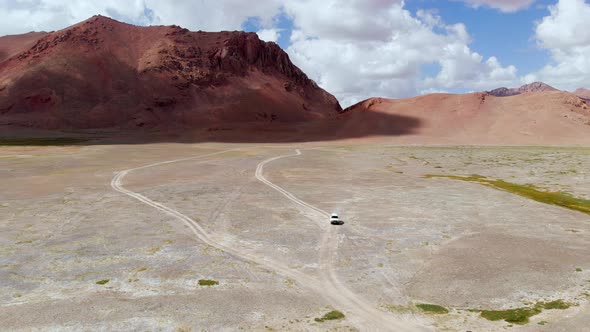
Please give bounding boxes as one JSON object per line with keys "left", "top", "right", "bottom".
{"left": 1, "top": 143, "right": 590, "bottom": 331}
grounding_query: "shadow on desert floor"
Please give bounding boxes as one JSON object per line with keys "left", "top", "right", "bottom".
{"left": 1, "top": 110, "right": 423, "bottom": 145}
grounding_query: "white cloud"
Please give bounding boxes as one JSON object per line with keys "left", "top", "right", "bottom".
{"left": 535, "top": 0, "right": 590, "bottom": 49}
{"left": 424, "top": 49, "right": 517, "bottom": 89}
{"left": 144, "top": 0, "right": 280, "bottom": 31}
{"left": 284, "top": 0, "right": 518, "bottom": 106}
{"left": 455, "top": 0, "right": 535, "bottom": 12}
{"left": 527, "top": 0, "right": 590, "bottom": 90}
{"left": 284, "top": 0, "right": 407, "bottom": 42}
{"left": 0, "top": 0, "right": 281, "bottom": 35}
{"left": 256, "top": 28, "right": 281, "bottom": 42}
{"left": 420, "top": 88, "right": 449, "bottom": 95}
{"left": 0, "top": 0, "right": 149, "bottom": 34}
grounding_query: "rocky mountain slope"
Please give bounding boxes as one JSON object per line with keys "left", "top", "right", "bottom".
{"left": 0, "top": 32, "right": 48, "bottom": 63}
{"left": 487, "top": 82, "right": 558, "bottom": 97}
{"left": 0, "top": 16, "right": 341, "bottom": 130}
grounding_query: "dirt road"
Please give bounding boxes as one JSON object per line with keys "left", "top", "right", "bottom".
{"left": 112, "top": 148, "right": 428, "bottom": 331}
{"left": 256, "top": 149, "right": 427, "bottom": 330}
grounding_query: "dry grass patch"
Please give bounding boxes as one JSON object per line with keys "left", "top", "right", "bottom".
{"left": 425, "top": 174, "right": 590, "bottom": 215}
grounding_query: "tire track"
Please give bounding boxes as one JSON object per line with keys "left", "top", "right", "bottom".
{"left": 256, "top": 149, "right": 427, "bottom": 331}
{"left": 111, "top": 148, "right": 425, "bottom": 331}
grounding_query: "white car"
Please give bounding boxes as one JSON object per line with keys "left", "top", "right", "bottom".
{"left": 330, "top": 213, "right": 344, "bottom": 225}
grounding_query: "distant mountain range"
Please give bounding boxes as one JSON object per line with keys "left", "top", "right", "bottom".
{"left": 487, "top": 82, "right": 558, "bottom": 97}
{"left": 487, "top": 82, "right": 590, "bottom": 102}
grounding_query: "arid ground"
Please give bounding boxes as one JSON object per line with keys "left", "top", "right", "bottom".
{"left": 1, "top": 142, "right": 590, "bottom": 331}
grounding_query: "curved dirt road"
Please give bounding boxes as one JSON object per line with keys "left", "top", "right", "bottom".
{"left": 256, "top": 149, "right": 427, "bottom": 331}
{"left": 111, "top": 148, "right": 427, "bottom": 331}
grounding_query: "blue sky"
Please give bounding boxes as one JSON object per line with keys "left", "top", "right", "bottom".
{"left": 243, "top": 15, "right": 293, "bottom": 50}
{"left": 243, "top": 1, "right": 553, "bottom": 75}
{"left": 404, "top": 0, "right": 554, "bottom": 75}
{"left": 241, "top": 1, "right": 558, "bottom": 92}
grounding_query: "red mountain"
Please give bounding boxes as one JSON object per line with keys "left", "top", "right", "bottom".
{"left": 0, "top": 32, "right": 48, "bottom": 63}
{"left": 0, "top": 16, "right": 341, "bottom": 130}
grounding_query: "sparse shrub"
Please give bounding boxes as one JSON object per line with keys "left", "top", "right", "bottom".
{"left": 541, "top": 300, "right": 571, "bottom": 310}
{"left": 198, "top": 279, "right": 219, "bottom": 286}
{"left": 314, "top": 310, "right": 345, "bottom": 322}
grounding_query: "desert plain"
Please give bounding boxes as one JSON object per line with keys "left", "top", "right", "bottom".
{"left": 1, "top": 140, "right": 590, "bottom": 331}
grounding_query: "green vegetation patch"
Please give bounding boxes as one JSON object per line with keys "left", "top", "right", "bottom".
{"left": 479, "top": 307, "right": 542, "bottom": 325}
{"left": 0, "top": 137, "right": 90, "bottom": 146}
{"left": 425, "top": 174, "right": 590, "bottom": 216}
{"left": 314, "top": 310, "right": 345, "bottom": 322}
{"left": 476, "top": 300, "right": 573, "bottom": 325}
{"left": 96, "top": 279, "right": 110, "bottom": 285}
{"left": 416, "top": 303, "right": 449, "bottom": 314}
{"left": 540, "top": 300, "right": 572, "bottom": 310}
{"left": 198, "top": 279, "right": 219, "bottom": 286}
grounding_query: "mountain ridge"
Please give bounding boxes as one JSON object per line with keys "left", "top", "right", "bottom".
{"left": 486, "top": 82, "right": 558, "bottom": 97}
{"left": 0, "top": 15, "right": 341, "bottom": 130}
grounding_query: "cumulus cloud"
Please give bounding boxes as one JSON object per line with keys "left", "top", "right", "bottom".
{"left": 256, "top": 28, "right": 281, "bottom": 42}
{"left": 0, "top": 0, "right": 152, "bottom": 35}
{"left": 455, "top": 0, "right": 535, "bottom": 12}
{"left": 284, "top": 0, "right": 518, "bottom": 105}
{"left": 144, "top": 0, "right": 280, "bottom": 31}
{"left": 527, "top": 0, "right": 590, "bottom": 90}
{"left": 425, "top": 53, "right": 517, "bottom": 91}
{"left": 535, "top": 0, "right": 590, "bottom": 49}
{"left": 0, "top": 0, "right": 281, "bottom": 35}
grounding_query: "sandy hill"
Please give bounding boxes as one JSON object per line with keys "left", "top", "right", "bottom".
{"left": 344, "top": 91, "right": 590, "bottom": 145}
{"left": 0, "top": 16, "right": 341, "bottom": 130}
